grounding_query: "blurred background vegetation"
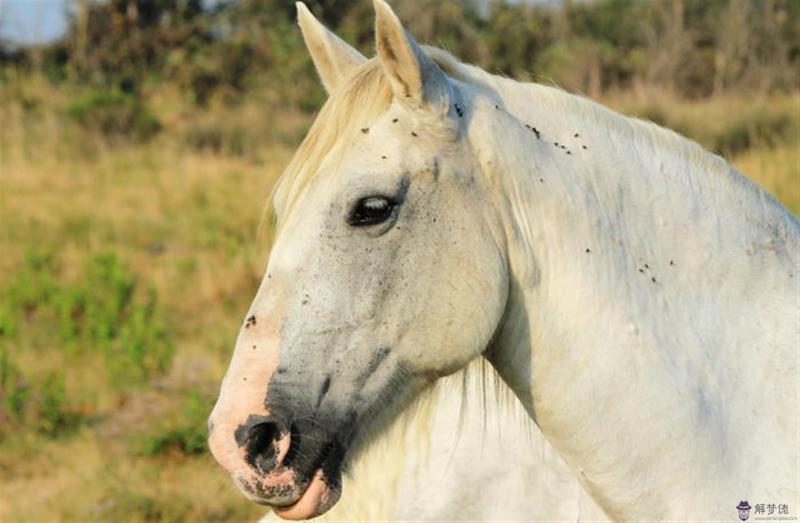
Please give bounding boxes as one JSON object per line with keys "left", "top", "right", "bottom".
{"left": 1, "top": 0, "right": 798, "bottom": 521}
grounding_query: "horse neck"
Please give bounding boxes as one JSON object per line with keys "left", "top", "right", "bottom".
{"left": 472, "top": 81, "right": 800, "bottom": 518}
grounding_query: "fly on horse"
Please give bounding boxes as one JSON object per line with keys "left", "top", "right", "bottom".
{"left": 209, "top": 0, "right": 800, "bottom": 520}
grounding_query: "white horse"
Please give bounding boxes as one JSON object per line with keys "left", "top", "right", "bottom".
{"left": 259, "top": 7, "right": 607, "bottom": 521}
{"left": 210, "top": 0, "right": 800, "bottom": 520}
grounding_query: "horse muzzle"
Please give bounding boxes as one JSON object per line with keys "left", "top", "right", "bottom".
{"left": 209, "top": 410, "right": 346, "bottom": 520}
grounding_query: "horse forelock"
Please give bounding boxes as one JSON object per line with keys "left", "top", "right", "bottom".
{"left": 269, "top": 59, "right": 391, "bottom": 228}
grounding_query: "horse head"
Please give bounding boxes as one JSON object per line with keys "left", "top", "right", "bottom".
{"left": 208, "top": 1, "right": 509, "bottom": 518}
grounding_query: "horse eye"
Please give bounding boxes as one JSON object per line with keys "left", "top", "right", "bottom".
{"left": 349, "top": 196, "right": 395, "bottom": 226}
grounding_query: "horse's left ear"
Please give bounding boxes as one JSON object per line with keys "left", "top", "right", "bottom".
{"left": 373, "top": 0, "right": 451, "bottom": 113}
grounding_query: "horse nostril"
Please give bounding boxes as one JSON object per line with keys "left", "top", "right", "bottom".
{"left": 235, "top": 415, "right": 287, "bottom": 475}
{"left": 247, "top": 422, "right": 281, "bottom": 474}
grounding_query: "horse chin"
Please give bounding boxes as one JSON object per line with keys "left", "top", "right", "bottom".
{"left": 272, "top": 469, "right": 342, "bottom": 520}
{"left": 233, "top": 440, "right": 345, "bottom": 518}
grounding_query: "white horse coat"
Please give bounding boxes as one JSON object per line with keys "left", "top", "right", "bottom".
{"left": 210, "top": 1, "right": 799, "bottom": 520}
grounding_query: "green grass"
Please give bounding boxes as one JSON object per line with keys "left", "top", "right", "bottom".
{"left": 0, "top": 78, "right": 797, "bottom": 521}
{"left": 0, "top": 249, "right": 174, "bottom": 437}
{"left": 136, "top": 387, "right": 213, "bottom": 457}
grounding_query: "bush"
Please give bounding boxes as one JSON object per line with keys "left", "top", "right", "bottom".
{"left": 183, "top": 121, "right": 250, "bottom": 156}
{"left": 66, "top": 90, "right": 161, "bottom": 141}
{"left": 0, "top": 250, "right": 59, "bottom": 327}
{"left": 0, "top": 350, "right": 84, "bottom": 439}
{"left": 36, "top": 371, "right": 84, "bottom": 437}
{"left": 0, "top": 345, "right": 30, "bottom": 425}
{"left": 709, "top": 112, "right": 793, "bottom": 155}
{"left": 137, "top": 388, "right": 212, "bottom": 456}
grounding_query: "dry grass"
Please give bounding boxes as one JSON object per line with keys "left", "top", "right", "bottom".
{"left": 732, "top": 142, "right": 800, "bottom": 215}
{"left": 0, "top": 82, "right": 797, "bottom": 522}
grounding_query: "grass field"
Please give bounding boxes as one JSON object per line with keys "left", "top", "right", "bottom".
{"left": 1, "top": 76, "right": 798, "bottom": 521}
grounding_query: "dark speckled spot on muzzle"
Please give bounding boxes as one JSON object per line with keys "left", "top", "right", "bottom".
{"left": 265, "top": 372, "right": 353, "bottom": 489}
{"left": 283, "top": 418, "right": 347, "bottom": 491}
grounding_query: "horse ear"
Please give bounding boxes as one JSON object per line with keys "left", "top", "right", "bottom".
{"left": 297, "top": 2, "right": 366, "bottom": 94}
{"left": 373, "top": 0, "right": 450, "bottom": 112}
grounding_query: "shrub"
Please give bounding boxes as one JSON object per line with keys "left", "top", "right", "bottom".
{"left": 66, "top": 90, "right": 161, "bottom": 141}
{"left": 35, "top": 371, "right": 84, "bottom": 437}
{"left": 183, "top": 121, "right": 249, "bottom": 156}
{"left": 1, "top": 250, "right": 59, "bottom": 325}
{"left": 0, "top": 352, "right": 84, "bottom": 439}
{"left": 0, "top": 344, "right": 30, "bottom": 424}
{"left": 137, "top": 388, "right": 212, "bottom": 456}
{"left": 710, "top": 112, "right": 793, "bottom": 155}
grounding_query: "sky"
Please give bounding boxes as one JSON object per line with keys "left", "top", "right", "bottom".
{"left": 0, "top": 0, "right": 71, "bottom": 46}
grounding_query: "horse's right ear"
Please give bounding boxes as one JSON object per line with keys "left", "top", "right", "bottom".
{"left": 296, "top": 2, "right": 366, "bottom": 93}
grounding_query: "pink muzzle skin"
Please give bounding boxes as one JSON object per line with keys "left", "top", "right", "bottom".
{"left": 207, "top": 308, "right": 343, "bottom": 520}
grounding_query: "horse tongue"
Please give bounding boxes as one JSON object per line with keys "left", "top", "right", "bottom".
{"left": 273, "top": 469, "right": 340, "bottom": 520}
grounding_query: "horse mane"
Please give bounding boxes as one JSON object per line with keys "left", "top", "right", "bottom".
{"left": 425, "top": 46, "right": 741, "bottom": 188}
{"left": 271, "top": 44, "right": 756, "bottom": 232}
